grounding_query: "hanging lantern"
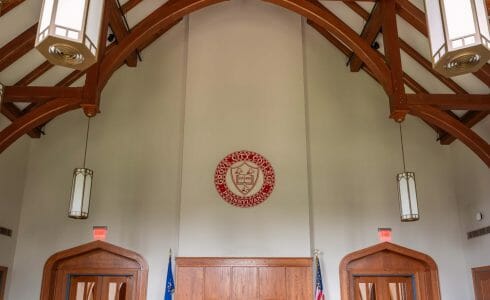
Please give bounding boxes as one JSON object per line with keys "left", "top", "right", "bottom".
{"left": 396, "top": 123, "right": 419, "bottom": 222}
{"left": 424, "top": 0, "right": 490, "bottom": 77}
{"left": 69, "top": 118, "right": 93, "bottom": 219}
{"left": 397, "top": 172, "right": 419, "bottom": 222}
{"left": 35, "top": 0, "right": 105, "bottom": 70}
{"left": 69, "top": 168, "right": 93, "bottom": 219}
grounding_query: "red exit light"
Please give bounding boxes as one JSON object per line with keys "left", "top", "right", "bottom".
{"left": 93, "top": 226, "right": 108, "bottom": 241}
{"left": 378, "top": 228, "right": 392, "bottom": 242}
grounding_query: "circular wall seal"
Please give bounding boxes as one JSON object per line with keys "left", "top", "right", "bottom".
{"left": 214, "top": 150, "right": 275, "bottom": 207}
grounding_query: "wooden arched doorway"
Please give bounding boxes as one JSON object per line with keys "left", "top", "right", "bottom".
{"left": 340, "top": 242, "right": 441, "bottom": 300}
{"left": 40, "top": 241, "right": 148, "bottom": 300}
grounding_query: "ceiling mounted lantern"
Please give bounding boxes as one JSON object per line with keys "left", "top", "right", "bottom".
{"left": 424, "top": 0, "right": 490, "bottom": 77}
{"left": 35, "top": 0, "right": 105, "bottom": 70}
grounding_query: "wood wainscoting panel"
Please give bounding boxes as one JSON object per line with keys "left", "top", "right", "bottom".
{"left": 175, "top": 267, "right": 204, "bottom": 299}
{"left": 286, "top": 267, "right": 313, "bottom": 299}
{"left": 259, "top": 267, "right": 287, "bottom": 299}
{"left": 204, "top": 267, "right": 231, "bottom": 299}
{"left": 175, "top": 257, "right": 312, "bottom": 300}
{"left": 231, "top": 267, "right": 258, "bottom": 299}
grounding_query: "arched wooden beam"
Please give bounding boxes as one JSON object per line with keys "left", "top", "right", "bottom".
{"left": 100, "top": 0, "right": 391, "bottom": 94}
{"left": 410, "top": 105, "right": 490, "bottom": 167}
{"left": 0, "top": 98, "right": 82, "bottom": 153}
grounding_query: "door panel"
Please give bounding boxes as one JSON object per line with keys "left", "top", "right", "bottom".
{"left": 473, "top": 267, "right": 490, "bottom": 300}
{"left": 69, "top": 276, "right": 134, "bottom": 300}
{"left": 354, "top": 276, "right": 414, "bottom": 300}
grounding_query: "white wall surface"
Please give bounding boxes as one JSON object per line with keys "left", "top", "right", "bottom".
{"left": 0, "top": 117, "right": 30, "bottom": 299}
{"left": 451, "top": 120, "right": 490, "bottom": 299}
{"left": 7, "top": 23, "right": 187, "bottom": 300}
{"left": 2, "top": 1, "right": 486, "bottom": 299}
{"left": 178, "top": 0, "right": 311, "bottom": 257}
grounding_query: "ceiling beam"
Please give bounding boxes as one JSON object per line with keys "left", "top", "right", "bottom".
{"left": 349, "top": 3, "right": 382, "bottom": 72}
{"left": 439, "top": 112, "right": 489, "bottom": 144}
{"left": 0, "top": 25, "right": 36, "bottom": 72}
{"left": 3, "top": 86, "right": 84, "bottom": 102}
{"left": 0, "top": 103, "right": 42, "bottom": 138}
{"left": 380, "top": 0, "right": 407, "bottom": 121}
{"left": 109, "top": 0, "right": 138, "bottom": 67}
{"left": 410, "top": 105, "right": 490, "bottom": 167}
{"left": 0, "top": 98, "right": 82, "bottom": 153}
{"left": 0, "top": 0, "right": 25, "bottom": 17}
{"left": 407, "top": 94, "right": 490, "bottom": 110}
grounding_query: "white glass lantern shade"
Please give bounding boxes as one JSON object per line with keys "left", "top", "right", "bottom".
{"left": 424, "top": 0, "right": 490, "bottom": 76}
{"left": 36, "top": 0, "right": 105, "bottom": 70}
{"left": 397, "top": 172, "right": 419, "bottom": 222}
{"left": 69, "top": 168, "right": 93, "bottom": 219}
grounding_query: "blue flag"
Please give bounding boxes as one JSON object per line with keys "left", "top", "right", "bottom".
{"left": 164, "top": 252, "right": 175, "bottom": 300}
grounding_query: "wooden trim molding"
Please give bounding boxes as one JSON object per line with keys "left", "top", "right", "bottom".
{"left": 176, "top": 257, "right": 312, "bottom": 267}
{"left": 40, "top": 241, "right": 148, "bottom": 300}
{"left": 339, "top": 242, "right": 441, "bottom": 300}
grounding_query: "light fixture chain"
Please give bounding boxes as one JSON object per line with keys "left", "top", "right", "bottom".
{"left": 399, "top": 122, "right": 407, "bottom": 173}
{"left": 83, "top": 117, "right": 91, "bottom": 168}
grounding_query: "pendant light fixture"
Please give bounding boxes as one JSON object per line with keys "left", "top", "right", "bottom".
{"left": 69, "top": 118, "right": 93, "bottom": 219}
{"left": 424, "top": 0, "right": 490, "bottom": 77}
{"left": 396, "top": 122, "right": 419, "bottom": 222}
{"left": 35, "top": 0, "right": 105, "bottom": 70}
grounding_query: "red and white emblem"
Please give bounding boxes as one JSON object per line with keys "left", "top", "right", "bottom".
{"left": 214, "top": 150, "right": 275, "bottom": 207}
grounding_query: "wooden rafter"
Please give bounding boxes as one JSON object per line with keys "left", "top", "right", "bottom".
{"left": 0, "top": 25, "right": 36, "bottom": 72}
{"left": 410, "top": 105, "right": 490, "bottom": 167}
{"left": 109, "top": 0, "right": 138, "bottom": 67}
{"left": 407, "top": 94, "right": 490, "bottom": 110}
{"left": 380, "top": 0, "right": 407, "bottom": 121}
{"left": 349, "top": 3, "right": 382, "bottom": 72}
{"left": 439, "top": 112, "right": 489, "bottom": 145}
{"left": 0, "top": 0, "right": 25, "bottom": 17}
{"left": 3, "top": 86, "right": 83, "bottom": 103}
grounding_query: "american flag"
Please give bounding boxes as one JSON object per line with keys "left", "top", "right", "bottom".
{"left": 315, "top": 255, "right": 325, "bottom": 300}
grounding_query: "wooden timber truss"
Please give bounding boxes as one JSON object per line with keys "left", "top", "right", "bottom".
{"left": 0, "top": 0, "right": 489, "bottom": 166}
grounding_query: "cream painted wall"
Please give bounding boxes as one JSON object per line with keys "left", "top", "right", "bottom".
{"left": 304, "top": 23, "right": 471, "bottom": 300}
{"left": 178, "top": 0, "right": 311, "bottom": 257}
{"left": 0, "top": 117, "right": 30, "bottom": 299}
{"left": 451, "top": 121, "right": 490, "bottom": 299}
{"left": 7, "top": 23, "right": 187, "bottom": 300}
{"left": 2, "top": 1, "right": 486, "bottom": 299}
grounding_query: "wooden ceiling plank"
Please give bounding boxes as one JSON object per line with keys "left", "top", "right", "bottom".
{"left": 439, "top": 112, "right": 489, "bottom": 144}
{"left": 349, "top": 3, "right": 382, "bottom": 72}
{"left": 407, "top": 94, "right": 490, "bottom": 110}
{"left": 0, "top": 24, "right": 36, "bottom": 72}
{"left": 410, "top": 105, "right": 490, "bottom": 167}
{"left": 3, "top": 86, "right": 84, "bottom": 102}
{"left": 14, "top": 61, "right": 54, "bottom": 86}
{"left": 109, "top": 0, "right": 138, "bottom": 67}
{"left": 0, "top": 0, "right": 26, "bottom": 17}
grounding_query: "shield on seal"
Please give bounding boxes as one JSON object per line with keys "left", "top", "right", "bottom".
{"left": 230, "top": 162, "right": 260, "bottom": 195}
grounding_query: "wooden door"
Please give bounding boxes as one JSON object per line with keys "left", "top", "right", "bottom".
{"left": 68, "top": 276, "right": 134, "bottom": 300}
{"left": 473, "top": 266, "right": 490, "bottom": 300}
{"left": 354, "top": 276, "right": 413, "bottom": 300}
{"left": 175, "top": 257, "right": 312, "bottom": 300}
